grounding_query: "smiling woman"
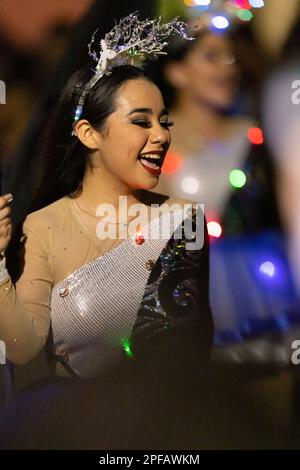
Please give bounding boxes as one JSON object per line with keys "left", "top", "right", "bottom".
{"left": 74, "top": 75, "right": 171, "bottom": 190}
{"left": 0, "top": 61, "right": 213, "bottom": 376}
{"left": 0, "top": 14, "right": 213, "bottom": 449}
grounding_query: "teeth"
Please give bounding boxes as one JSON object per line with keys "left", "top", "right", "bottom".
{"left": 139, "top": 154, "right": 161, "bottom": 160}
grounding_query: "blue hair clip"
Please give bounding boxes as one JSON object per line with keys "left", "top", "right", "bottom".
{"left": 71, "top": 104, "right": 83, "bottom": 136}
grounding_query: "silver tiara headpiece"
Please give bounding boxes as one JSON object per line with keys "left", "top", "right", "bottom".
{"left": 72, "top": 12, "right": 193, "bottom": 135}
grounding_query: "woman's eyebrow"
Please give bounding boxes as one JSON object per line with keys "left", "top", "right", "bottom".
{"left": 127, "top": 108, "right": 152, "bottom": 116}
{"left": 127, "top": 107, "right": 169, "bottom": 116}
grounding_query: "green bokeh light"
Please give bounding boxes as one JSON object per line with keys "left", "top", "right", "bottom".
{"left": 229, "top": 169, "right": 247, "bottom": 188}
{"left": 236, "top": 9, "right": 253, "bottom": 21}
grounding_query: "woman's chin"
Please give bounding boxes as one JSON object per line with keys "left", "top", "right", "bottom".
{"left": 133, "top": 170, "right": 160, "bottom": 190}
{"left": 134, "top": 178, "right": 159, "bottom": 191}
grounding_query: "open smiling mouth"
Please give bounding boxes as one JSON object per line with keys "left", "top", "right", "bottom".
{"left": 137, "top": 153, "right": 163, "bottom": 176}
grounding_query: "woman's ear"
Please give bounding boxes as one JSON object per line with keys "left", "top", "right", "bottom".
{"left": 164, "top": 62, "right": 188, "bottom": 90}
{"left": 74, "top": 119, "right": 101, "bottom": 150}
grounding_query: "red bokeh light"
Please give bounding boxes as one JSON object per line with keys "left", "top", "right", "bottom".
{"left": 247, "top": 127, "right": 264, "bottom": 145}
{"left": 162, "top": 151, "right": 183, "bottom": 175}
{"left": 235, "top": 0, "right": 251, "bottom": 8}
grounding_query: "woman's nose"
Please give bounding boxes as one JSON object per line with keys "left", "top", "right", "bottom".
{"left": 149, "top": 124, "right": 169, "bottom": 145}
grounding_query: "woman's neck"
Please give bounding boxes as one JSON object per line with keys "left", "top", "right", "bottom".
{"left": 75, "top": 165, "right": 143, "bottom": 217}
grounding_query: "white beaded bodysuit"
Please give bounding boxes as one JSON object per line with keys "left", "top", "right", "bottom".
{"left": 0, "top": 195, "right": 213, "bottom": 378}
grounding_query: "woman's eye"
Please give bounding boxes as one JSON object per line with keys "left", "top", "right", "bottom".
{"left": 132, "top": 120, "right": 174, "bottom": 129}
{"left": 132, "top": 120, "right": 151, "bottom": 128}
{"left": 160, "top": 121, "right": 174, "bottom": 128}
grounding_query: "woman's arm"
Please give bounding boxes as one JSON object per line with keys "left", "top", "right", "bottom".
{"left": 0, "top": 214, "right": 52, "bottom": 364}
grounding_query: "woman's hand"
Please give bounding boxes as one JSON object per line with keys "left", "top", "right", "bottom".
{"left": 0, "top": 194, "right": 13, "bottom": 254}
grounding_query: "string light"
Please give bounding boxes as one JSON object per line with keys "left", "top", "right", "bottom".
{"left": 229, "top": 169, "right": 247, "bottom": 188}
{"left": 181, "top": 177, "right": 199, "bottom": 194}
{"left": 194, "top": 0, "right": 211, "bottom": 5}
{"left": 161, "top": 152, "right": 182, "bottom": 175}
{"left": 235, "top": 0, "right": 251, "bottom": 8}
{"left": 183, "top": 0, "right": 194, "bottom": 6}
{"left": 211, "top": 15, "right": 230, "bottom": 30}
{"left": 207, "top": 221, "right": 222, "bottom": 238}
{"left": 249, "top": 0, "right": 264, "bottom": 7}
{"left": 236, "top": 9, "right": 253, "bottom": 21}
{"left": 182, "top": 0, "right": 265, "bottom": 28}
{"left": 259, "top": 261, "right": 276, "bottom": 278}
{"left": 162, "top": 151, "right": 183, "bottom": 175}
{"left": 248, "top": 127, "right": 264, "bottom": 145}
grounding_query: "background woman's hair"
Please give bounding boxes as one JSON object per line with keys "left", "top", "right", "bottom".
{"left": 281, "top": 17, "right": 300, "bottom": 62}
{"left": 146, "top": 24, "right": 265, "bottom": 113}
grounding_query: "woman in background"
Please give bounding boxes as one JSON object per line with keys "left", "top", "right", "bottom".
{"left": 148, "top": 21, "right": 298, "bottom": 363}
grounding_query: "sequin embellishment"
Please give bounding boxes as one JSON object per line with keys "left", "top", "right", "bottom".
{"left": 135, "top": 230, "right": 145, "bottom": 245}
{"left": 59, "top": 287, "right": 69, "bottom": 297}
{"left": 145, "top": 259, "right": 155, "bottom": 271}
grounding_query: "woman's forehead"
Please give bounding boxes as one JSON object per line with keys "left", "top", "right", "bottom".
{"left": 115, "top": 79, "right": 164, "bottom": 113}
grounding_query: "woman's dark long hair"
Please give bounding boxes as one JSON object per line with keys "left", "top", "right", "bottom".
{"left": 30, "top": 63, "right": 148, "bottom": 212}
{"left": 7, "top": 64, "right": 149, "bottom": 280}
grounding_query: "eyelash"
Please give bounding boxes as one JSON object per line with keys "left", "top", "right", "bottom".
{"left": 133, "top": 120, "right": 174, "bottom": 129}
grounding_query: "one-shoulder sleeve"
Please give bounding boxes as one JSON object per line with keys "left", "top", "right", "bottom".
{"left": 0, "top": 214, "right": 52, "bottom": 364}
